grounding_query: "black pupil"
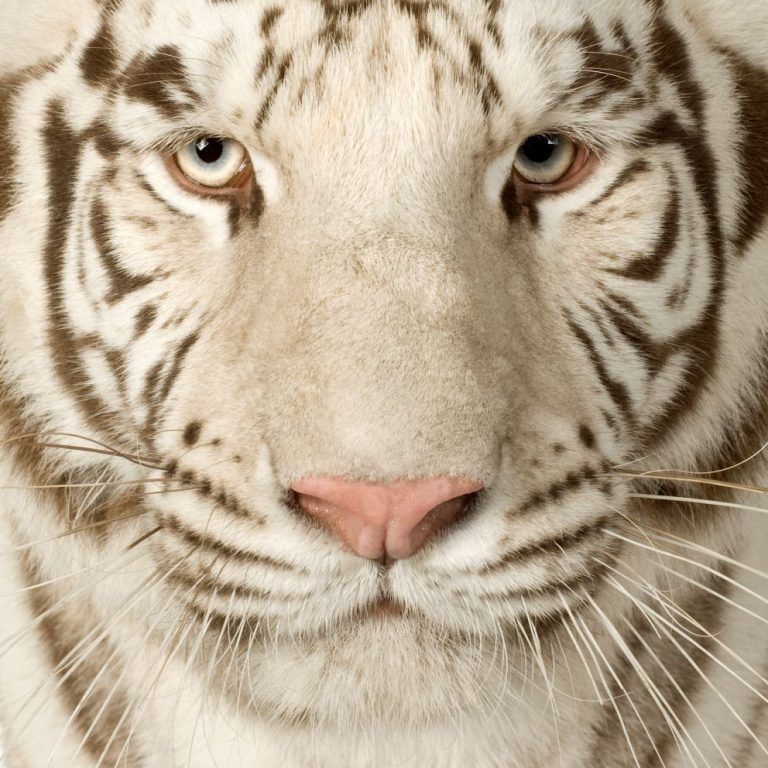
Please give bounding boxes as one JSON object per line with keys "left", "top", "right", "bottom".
{"left": 195, "top": 138, "right": 224, "bottom": 164}
{"left": 521, "top": 134, "right": 557, "bottom": 164}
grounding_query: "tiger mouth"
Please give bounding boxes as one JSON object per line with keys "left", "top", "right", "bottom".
{"left": 155, "top": 516, "right": 616, "bottom": 643}
{"left": 147, "top": 450, "right": 621, "bottom": 641}
{"left": 355, "top": 595, "right": 410, "bottom": 620}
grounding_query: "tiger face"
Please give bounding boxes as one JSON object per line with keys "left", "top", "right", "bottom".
{"left": 1, "top": 0, "right": 768, "bottom": 762}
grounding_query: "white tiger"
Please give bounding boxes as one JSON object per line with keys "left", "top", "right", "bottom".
{"left": 0, "top": 0, "right": 767, "bottom": 766}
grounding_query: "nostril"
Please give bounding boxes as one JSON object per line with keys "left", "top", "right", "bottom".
{"left": 291, "top": 491, "right": 338, "bottom": 520}
{"left": 408, "top": 491, "right": 477, "bottom": 549}
{"left": 290, "top": 476, "right": 484, "bottom": 560}
{"left": 377, "top": 492, "right": 477, "bottom": 568}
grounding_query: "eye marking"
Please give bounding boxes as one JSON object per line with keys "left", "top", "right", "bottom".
{"left": 167, "top": 137, "right": 254, "bottom": 201}
{"left": 512, "top": 133, "right": 594, "bottom": 193}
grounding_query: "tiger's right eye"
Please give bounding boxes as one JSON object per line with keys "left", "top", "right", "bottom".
{"left": 514, "top": 134, "right": 578, "bottom": 185}
{"left": 170, "top": 137, "right": 253, "bottom": 195}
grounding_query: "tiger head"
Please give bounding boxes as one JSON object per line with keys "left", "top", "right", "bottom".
{"left": 1, "top": 0, "right": 767, "bottom": 735}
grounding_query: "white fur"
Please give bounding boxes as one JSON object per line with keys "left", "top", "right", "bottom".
{"left": 1, "top": 0, "right": 767, "bottom": 766}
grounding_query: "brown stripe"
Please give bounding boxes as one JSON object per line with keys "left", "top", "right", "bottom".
{"left": 394, "top": 0, "right": 501, "bottom": 114}
{"left": 90, "top": 197, "right": 154, "bottom": 303}
{"left": 140, "top": 330, "right": 199, "bottom": 443}
{"left": 579, "top": 424, "right": 597, "bottom": 450}
{"left": 483, "top": 0, "right": 503, "bottom": 47}
{"left": 587, "top": 565, "right": 733, "bottom": 767}
{"left": 569, "top": 19, "right": 635, "bottom": 107}
{"left": 121, "top": 45, "right": 199, "bottom": 119}
{"left": 80, "top": 19, "right": 118, "bottom": 87}
{"left": 569, "top": 318, "right": 633, "bottom": 422}
{"left": 730, "top": 654, "right": 768, "bottom": 764}
{"left": 318, "top": 0, "right": 375, "bottom": 46}
{"left": 0, "top": 72, "right": 27, "bottom": 223}
{"left": 606, "top": 180, "right": 680, "bottom": 282}
{"left": 161, "top": 513, "right": 296, "bottom": 571}
{"left": 19, "top": 550, "right": 144, "bottom": 766}
{"left": 137, "top": 176, "right": 193, "bottom": 218}
{"left": 42, "top": 100, "right": 122, "bottom": 438}
{"left": 164, "top": 561, "right": 285, "bottom": 604}
{"left": 254, "top": 54, "right": 294, "bottom": 129}
{"left": 182, "top": 420, "right": 202, "bottom": 446}
{"left": 158, "top": 331, "right": 199, "bottom": 403}
{"left": 0, "top": 372, "right": 49, "bottom": 495}
{"left": 519, "top": 464, "right": 602, "bottom": 513}
{"left": 597, "top": 296, "right": 664, "bottom": 376}
{"left": 636, "top": 17, "right": 726, "bottom": 439}
{"left": 0, "top": 362, "right": 143, "bottom": 535}
{"left": 466, "top": 38, "right": 501, "bottom": 114}
{"left": 725, "top": 52, "right": 768, "bottom": 253}
{"left": 580, "top": 159, "right": 651, "bottom": 214}
{"left": 260, "top": 5, "right": 284, "bottom": 35}
{"left": 485, "top": 514, "right": 612, "bottom": 572}
{"left": 133, "top": 303, "right": 157, "bottom": 339}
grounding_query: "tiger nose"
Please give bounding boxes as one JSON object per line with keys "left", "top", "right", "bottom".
{"left": 291, "top": 476, "right": 483, "bottom": 561}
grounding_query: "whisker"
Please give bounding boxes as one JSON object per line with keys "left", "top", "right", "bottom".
{"left": 40, "top": 578, "right": 188, "bottom": 767}
{"left": 604, "top": 565, "right": 768, "bottom": 692}
{"left": 566, "top": 604, "right": 644, "bottom": 768}
{"left": 607, "top": 575, "right": 768, "bottom": 755}
{"left": 6, "top": 556, "right": 179, "bottom": 747}
{"left": 33, "top": 442, "right": 165, "bottom": 470}
{"left": 610, "top": 470, "right": 768, "bottom": 496}
{"left": 602, "top": 576, "right": 732, "bottom": 767}
{"left": 607, "top": 530, "right": 768, "bottom": 617}
{"left": 614, "top": 439, "right": 768, "bottom": 476}
{"left": 627, "top": 492, "right": 768, "bottom": 516}
{"left": 1, "top": 431, "right": 162, "bottom": 468}
{"left": 641, "top": 527, "right": 768, "bottom": 582}
{"left": 593, "top": 552, "right": 710, "bottom": 639}
{"left": 585, "top": 591, "right": 699, "bottom": 768}
{"left": 0, "top": 528, "right": 162, "bottom": 659}
{"left": 0, "top": 477, "right": 169, "bottom": 491}
{"left": 89, "top": 567, "right": 210, "bottom": 768}
{"left": 0, "top": 511, "right": 150, "bottom": 560}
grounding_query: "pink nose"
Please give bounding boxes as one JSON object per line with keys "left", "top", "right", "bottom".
{"left": 291, "top": 476, "right": 483, "bottom": 561}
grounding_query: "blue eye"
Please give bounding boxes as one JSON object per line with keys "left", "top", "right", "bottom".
{"left": 175, "top": 137, "right": 249, "bottom": 188}
{"left": 514, "top": 134, "right": 577, "bottom": 185}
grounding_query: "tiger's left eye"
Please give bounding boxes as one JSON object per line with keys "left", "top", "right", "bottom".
{"left": 173, "top": 137, "right": 252, "bottom": 191}
{"left": 513, "top": 134, "right": 585, "bottom": 187}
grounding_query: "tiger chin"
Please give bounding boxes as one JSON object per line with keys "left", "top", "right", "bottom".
{"left": 1, "top": 0, "right": 767, "bottom": 766}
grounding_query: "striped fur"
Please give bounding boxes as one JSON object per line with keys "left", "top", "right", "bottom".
{"left": 0, "top": 0, "right": 767, "bottom": 765}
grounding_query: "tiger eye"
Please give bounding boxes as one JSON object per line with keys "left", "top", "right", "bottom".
{"left": 513, "top": 134, "right": 578, "bottom": 185}
{"left": 172, "top": 136, "right": 252, "bottom": 192}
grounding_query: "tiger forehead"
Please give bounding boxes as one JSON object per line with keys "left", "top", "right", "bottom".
{"left": 94, "top": 0, "right": 653, "bottom": 144}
